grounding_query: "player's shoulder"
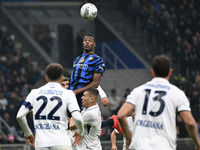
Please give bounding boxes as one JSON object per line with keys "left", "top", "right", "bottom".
{"left": 131, "top": 81, "right": 153, "bottom": 94}
{"left": 169, "top": 83, "right": 185, "bottom": 95}
{"left": 28, "top": 89, "right": 38, "bottom": 95}
{"left": 74, "top": 55, "right": 82, "bottom": 61}
{"left": 169, "top": 83, "right": 180, "bottom": 90}
{"left": 85, "top": 105, "right": 100, "bottom": 115}
{"left": 56, "top": 89, "right": 76, "bottom": 103}
{"left": 92, "top": 54, "right": 103, "bottom": 60}
{"left": 93, "top": 53, "right": 101, "bottom": 57}
{"left": 30, "top": 85, "right": 44, "bottom": 94}
{"left": 60, "top": 88, "right": 74, "bottom": 95}
{"left": 133, "top": 83, "right": 146, "bottom": 92}
{"left": 64, "top": 89, "right": 75, "bottom": 95}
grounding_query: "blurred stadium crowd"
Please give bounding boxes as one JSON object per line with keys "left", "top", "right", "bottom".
{"left": 0, "top": 29, "right": 43, "bottom": 143}
{"left": 0, "top": 0, "right": 200, "bottom": 144}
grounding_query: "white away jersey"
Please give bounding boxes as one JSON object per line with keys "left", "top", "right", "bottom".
{"left": 24, "top": 82, "right": 80, "bottom": 148}
{"left": 126, "top": 77, "right": 190, "bottom": 150}
{"left": 76, "top": 104, "right": 102, "bottom": 150}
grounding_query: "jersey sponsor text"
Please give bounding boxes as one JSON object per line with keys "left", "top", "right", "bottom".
{"left": 39, "top": 89, "right": 63, "bottom": 95}
{"left": 136, "top": 119, "right": 163, "bottom": 130}
{"left": 35, "top": 123, "right": 60, "bottom": 130}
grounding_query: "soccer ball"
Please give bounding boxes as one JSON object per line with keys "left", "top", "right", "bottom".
{"left": 80, "top": 3, "right": 98, "bottom": 21}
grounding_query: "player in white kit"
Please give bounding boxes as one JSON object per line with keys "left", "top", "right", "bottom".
{"left": 70, "top": 87, "right": 102, "bottom": 150}
{"left": 60, "top": 80, "right": 107, "bottom": 150}
{"left": 117, "top": 54, "right": 200, "bottom": 150}
{"left": 16, "top": 63, "right": 84, "bottom": 150}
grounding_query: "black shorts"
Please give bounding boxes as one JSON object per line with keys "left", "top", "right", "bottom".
{"left": 67, "top": 92, "right": 83, "bottom": 118}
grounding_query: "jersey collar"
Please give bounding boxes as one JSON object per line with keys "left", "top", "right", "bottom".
{"left": 84, "top": 103, "right": 99, "bottom": 111}
{"left": 82, "top": 53, "right": 87, "bottom": 56}
{"left": 152, "top": 77, "right": 169, "bottom": 84}
{"left": 82, "top": 53, "right": 94, "bottom": 56}
{"left": 46, "top": 82, "right": 62, "bottom": 87}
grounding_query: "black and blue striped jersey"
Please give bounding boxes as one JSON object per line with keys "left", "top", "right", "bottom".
{"left": 69, "top": 53, "right": 105, "bottom": 91}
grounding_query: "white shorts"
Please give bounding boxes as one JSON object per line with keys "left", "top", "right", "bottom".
{"left": 76, "top": 144, "right": 102, "bottom": 150}
{"left": 67, "top": 130, "right": 77, "bottom": 150}
{"left": 35, "top": 146, "right": 73, "bottom": 150}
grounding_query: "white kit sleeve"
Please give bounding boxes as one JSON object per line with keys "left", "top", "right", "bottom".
{"left": 97, "top": 85, "right": 107, "bottom": 99}
{"left": 71, "top": 111, "right": 84, "bottom": 136}
{"left": 16, "top": 106, "right": 33, "bottom": 137}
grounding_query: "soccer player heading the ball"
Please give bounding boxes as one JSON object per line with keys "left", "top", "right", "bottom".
{"left": 69, "top": 34, "right": 122, "bottom": 133}
{"left": 69, "top": 34, "right": 108, "bottom": 108}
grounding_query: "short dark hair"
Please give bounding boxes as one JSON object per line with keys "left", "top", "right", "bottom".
{"left": 152, "top": 54, "right": 171, "bottom": 77}
{"left": 46, "top": 63, "right": 63, "bottom": 81}
{"left": 83, "top": 33, "right": 96, "bottom": 42}
{"left": 85, "top": 87, "right": 99, "bottom": 99}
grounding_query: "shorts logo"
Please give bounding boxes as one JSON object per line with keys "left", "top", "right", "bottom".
{"left": 89, "top": 57, "right": 93, "bottom": 60}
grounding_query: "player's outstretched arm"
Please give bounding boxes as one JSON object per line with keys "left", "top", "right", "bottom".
{"left": 180, "top": 111, "right": 200, "bottom": 150}
{"left": 100, "top": 97, "right": 109, "bottom": 107}
{"left": 97, "top": 85, "right": 109, "bottom": 107}
{"left": 111, "top": 130, "right": 118, "bottom": 150}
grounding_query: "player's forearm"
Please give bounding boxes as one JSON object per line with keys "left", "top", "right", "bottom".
{"left": 118, "top": 116, "right": 131, "bottom": 145}
{"left": 111, "top": 131, "right": 117, "bottom": 147}
{"left": 69, "top": 117, "right": 77, "bottom": 130}
{"left": 180, "top": 111, "right": 200, "bottom": 147}
{"left": 97, "top": 85, "right": 107, "bottom": 99}
{"left": 16, "top": 107, "right": 32, "bottom": 137}
{"left": 72, "top": 111, "right": 84, "bottom": 136}
{"left": 117, "top": 103, "right": 133, "bottom": 145}
{"left": 185, "top": 122, "right": 200, "bottom": 147}
{"left": 74, "top": 81, "right": 99, "bottom": 95}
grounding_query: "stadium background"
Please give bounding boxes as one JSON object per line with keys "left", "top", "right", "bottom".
{"left": 0, "top": 0, "right": 200, "bottom": 149}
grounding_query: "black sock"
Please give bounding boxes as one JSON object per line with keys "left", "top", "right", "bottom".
{"left": 101, "top": 118, "right": 114, "bottom": 128}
